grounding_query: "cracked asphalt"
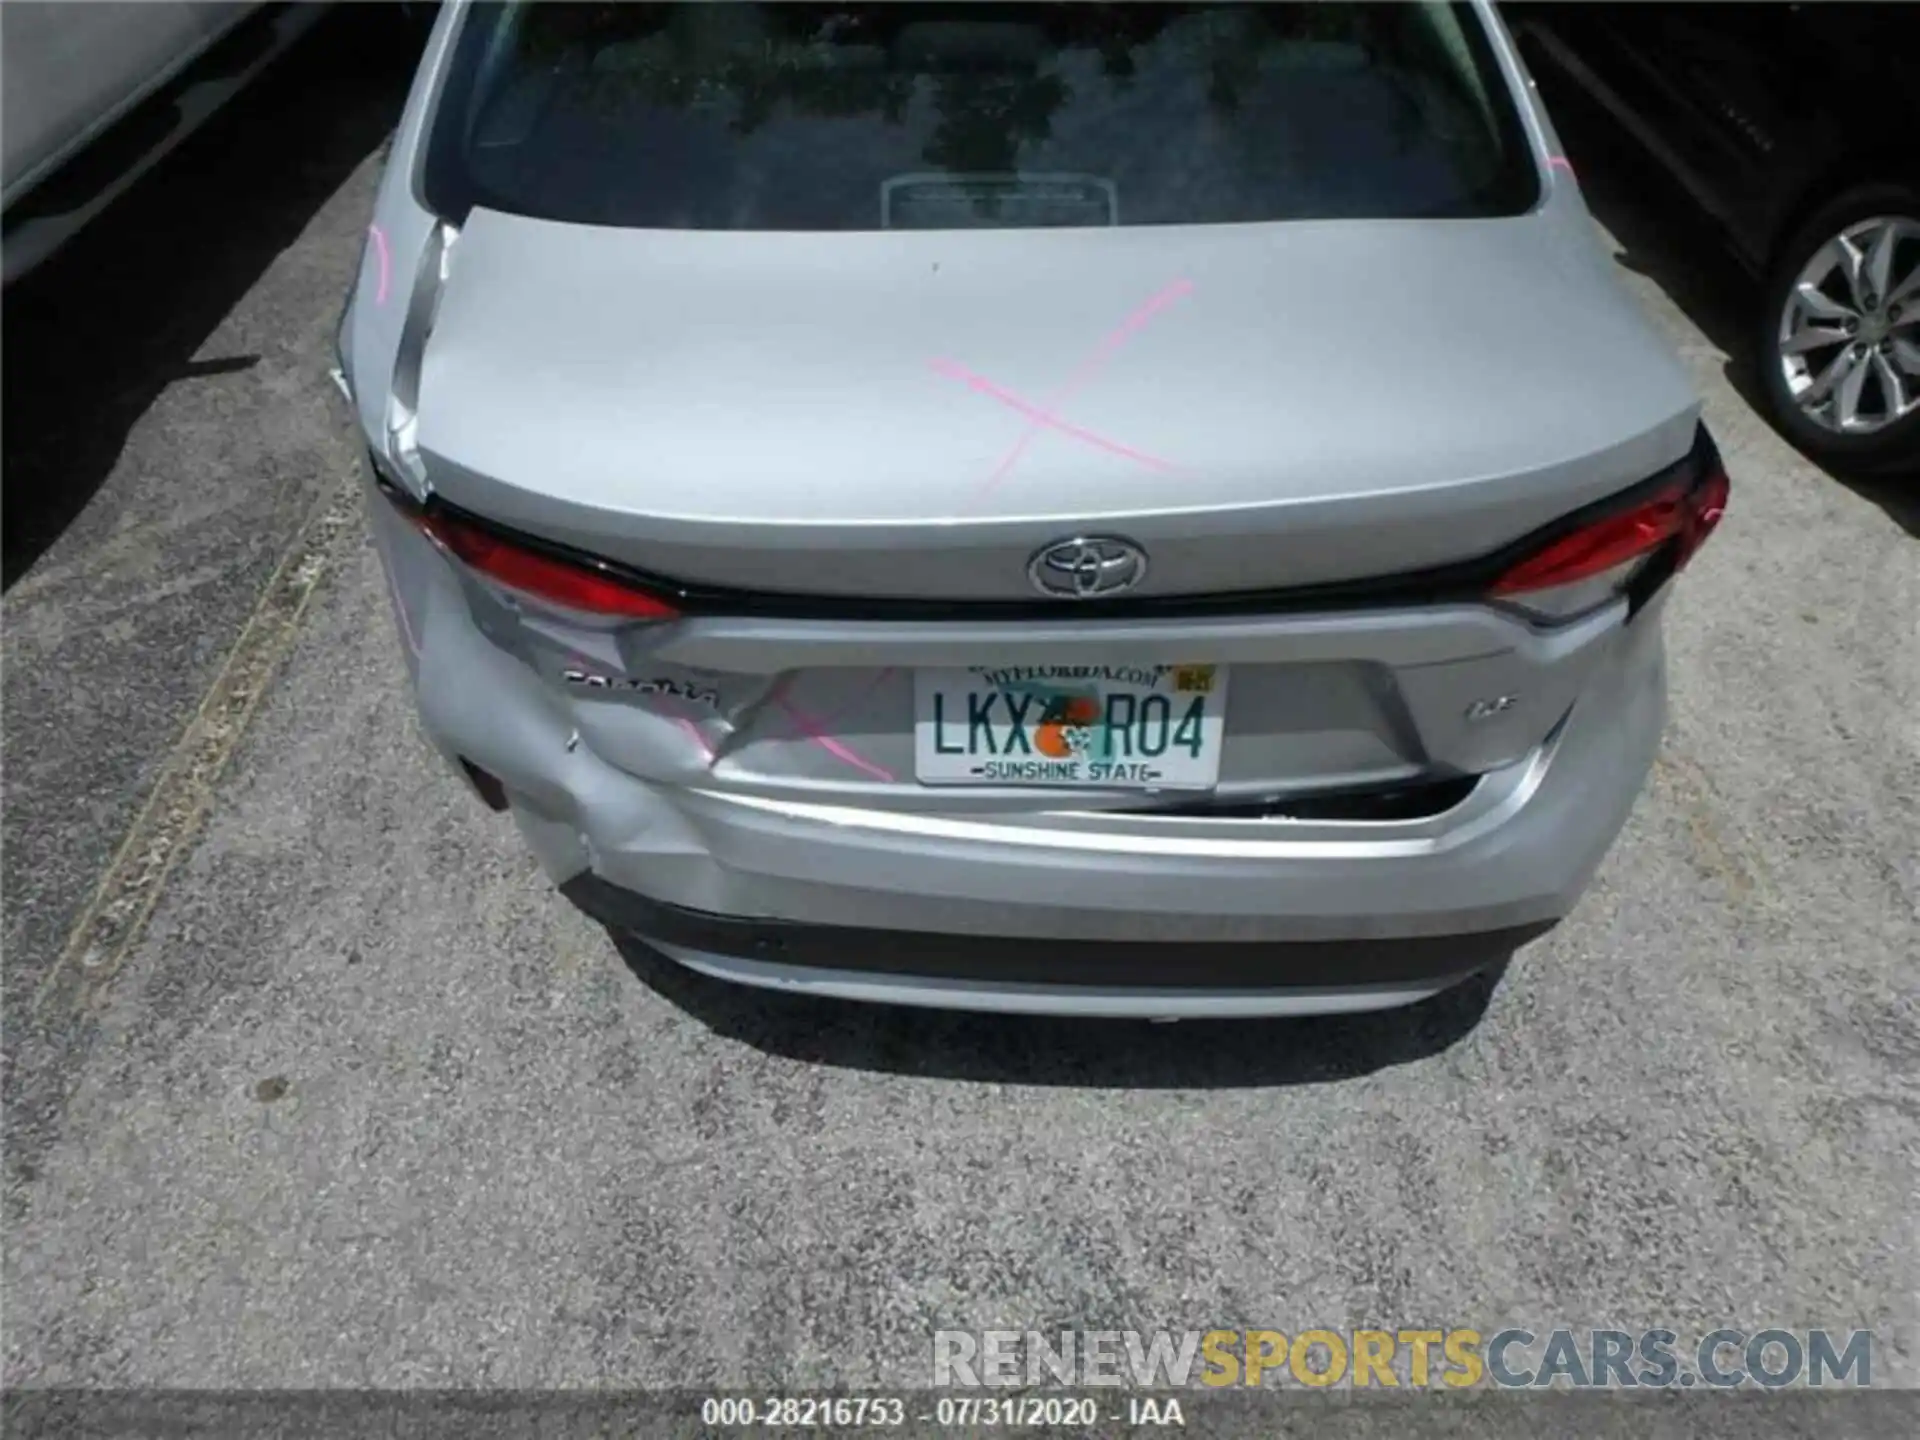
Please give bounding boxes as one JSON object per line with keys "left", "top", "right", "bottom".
{"left": 3, "top": 6, "right": 1915, "bottom": 1427}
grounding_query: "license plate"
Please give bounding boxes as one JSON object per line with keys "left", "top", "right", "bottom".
{"left": 913, "top": 664, "right": 1229, "bottom": 789}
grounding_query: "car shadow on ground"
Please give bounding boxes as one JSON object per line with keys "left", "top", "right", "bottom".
{"left": 610, "top": 931, "right": 1513, "bottom": 1088}
{"left": 0, "top": 7, "right": 422, "bottom": 590}
{"left": 1550, "top": 91, "right": 1920, "bottom": 533}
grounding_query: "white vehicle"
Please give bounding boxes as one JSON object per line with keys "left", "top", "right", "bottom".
{"left": 1, "top": 1, "right": 326, "bottom": 284}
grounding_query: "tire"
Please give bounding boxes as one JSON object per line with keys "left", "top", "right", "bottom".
{"left": 1756, "top": 182, "right": 1920, "bottom": 480}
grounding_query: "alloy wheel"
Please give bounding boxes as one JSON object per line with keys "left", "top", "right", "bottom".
{"left": 1775, "top": 214, "right": 1920, "bottom": 435}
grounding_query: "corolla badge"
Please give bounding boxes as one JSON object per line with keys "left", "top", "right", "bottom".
{"left": 1027, "top": 536, "right": 1149, "bottom": 599}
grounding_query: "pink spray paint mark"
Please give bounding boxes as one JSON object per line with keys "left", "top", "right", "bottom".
{"left": 770, "top": 671, "right": 897, "bottom": 783}
{"left": 647, "top": 693, "right": 717, "bottom": 762}
{"left": 975, "top": 278, "right": 1195, "bottom": 496}
{"left": 368, "top": 222, "right": 391, "bottom": 307}
{"left": 807, "top": 667, "right": 896, "bottom": 729}
{"left": 782, "top": 713, "right": 895, "bottom": 783}
{"left": 673, "top": 717, "right": 714, "bottom": 761}
{"left": 929, "top": 358, "right": 1178, "bottom": 475}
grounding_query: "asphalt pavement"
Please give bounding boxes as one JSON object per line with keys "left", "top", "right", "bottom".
{"left": 3, "top": 5, "right": 1916, "bottom": 1421}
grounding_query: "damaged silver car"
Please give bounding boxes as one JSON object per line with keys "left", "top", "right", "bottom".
{"left": 336, "top": 0, "right": 1728, "bottom": 1017}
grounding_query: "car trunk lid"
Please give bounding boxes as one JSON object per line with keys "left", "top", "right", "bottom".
{"left": 413, "top": 205, "right": 1699, "bottom": 603}
{"left": 405, "top": 206, "right": 1698, "bottom": 810}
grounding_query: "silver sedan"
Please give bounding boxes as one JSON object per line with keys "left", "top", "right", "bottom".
{"left": 335, "top": 0, "right": 1728, "bottom": 1017}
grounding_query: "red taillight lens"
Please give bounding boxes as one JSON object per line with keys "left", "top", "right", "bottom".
{"left": 417, "top": 509, "right": 680, "bottom": 621}
{"left": 1679, "top": 460, "right": 1729, "bottom": 563}
{"left": 1491, "top": 487, "right": 1688, "bottom": 596}
{"left": 1491, "top": 456, "right": 1729, "bottom": 605}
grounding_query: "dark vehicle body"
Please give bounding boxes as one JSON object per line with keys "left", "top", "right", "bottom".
{"left": 1512, "top": 2, "right": 1920, "bottom": 476}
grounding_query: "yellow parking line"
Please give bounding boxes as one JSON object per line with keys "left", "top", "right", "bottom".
{"left": 32, "top": 477, "right": 363, "bottom": 1017}
{"left": 1652, "top": 746, "right": 1774, "bottom": 904}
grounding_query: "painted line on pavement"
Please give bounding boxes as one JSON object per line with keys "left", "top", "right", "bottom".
{"left": 33, "top": 475, "right": 364, "bottom": 1017}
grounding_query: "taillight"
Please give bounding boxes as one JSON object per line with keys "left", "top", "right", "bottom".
{"left": 415, "top": 507, "right": 680, "bottom": 621}
{"left": 1490, "top": 449, "right": 1728, "bottom": 620}
{"left": 1491, "top": 485, "right": 1687, "bottom": 599}
{"left": 1681, "top": 460, "right": 1729, "bottom": 562}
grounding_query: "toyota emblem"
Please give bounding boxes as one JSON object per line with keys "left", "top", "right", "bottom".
{"left": 1027, "top": 536, "right": 1149, "bottom": 599}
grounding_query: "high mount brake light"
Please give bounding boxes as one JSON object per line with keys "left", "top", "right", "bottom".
{"left": 1490, "top": 451, "right": 1729, "bottom": 615}
{"left": 415, "top": 507, "right": 681, "bottom": 621}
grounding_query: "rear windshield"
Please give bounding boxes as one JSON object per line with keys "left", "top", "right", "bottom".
{"left": 423, "top": 2, "right": 1540, "bottom": 230}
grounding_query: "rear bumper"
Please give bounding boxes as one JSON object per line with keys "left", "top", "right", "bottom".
{"left": 564, "top": 871, "right": 1551, "bottom": 989}
{"left": 377, "top": 487, "right": 1669, "bottom": 1014}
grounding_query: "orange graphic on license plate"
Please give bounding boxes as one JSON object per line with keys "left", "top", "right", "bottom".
{"left": 1035, "top": 695, "right": 1102, "bottom": 757}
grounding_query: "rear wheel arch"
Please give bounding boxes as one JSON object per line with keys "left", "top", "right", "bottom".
{"left": 1760, "top": 143, "right": 1920, "bottom": 275}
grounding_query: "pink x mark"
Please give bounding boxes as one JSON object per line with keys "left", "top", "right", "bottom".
{"left": 770, "top": 670, "right": 897, "bottom": 783}
{"left": 932, "top": 277, "right": 1195, "bottom": 497}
